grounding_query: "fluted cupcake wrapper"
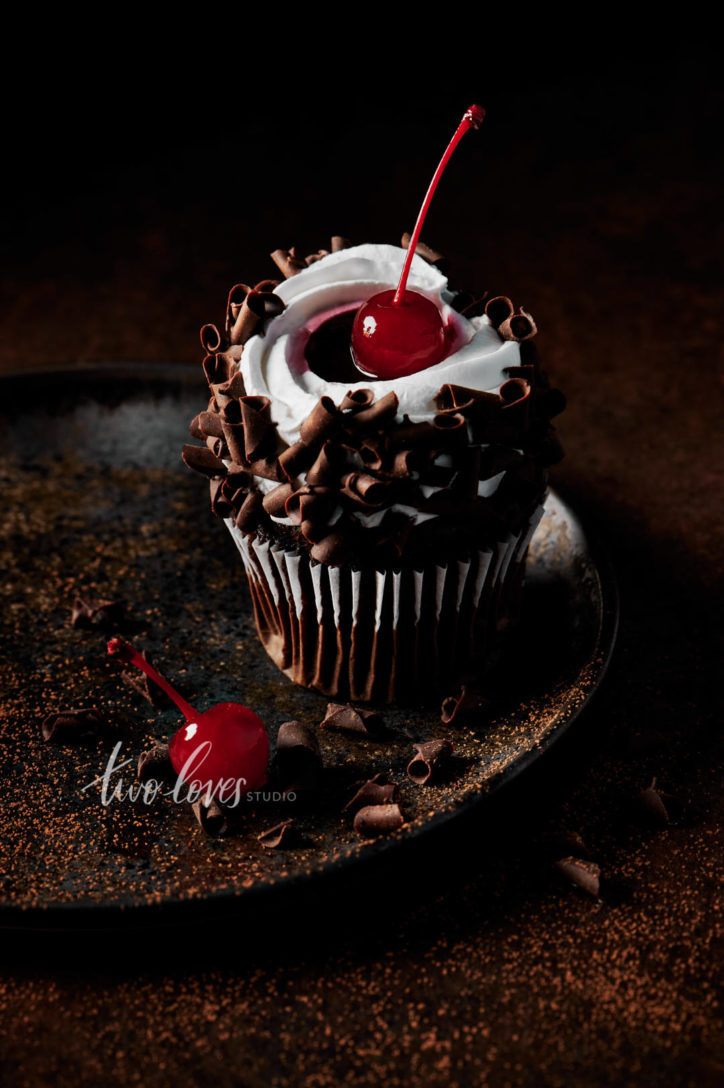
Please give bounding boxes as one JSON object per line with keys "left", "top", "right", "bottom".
{"left": 225, "top": 503, "right": 544, "bottom": 704}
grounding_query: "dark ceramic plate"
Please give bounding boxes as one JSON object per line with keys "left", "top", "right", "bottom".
{"left": 0, "top": 364, "right": 617, "bottom": 929}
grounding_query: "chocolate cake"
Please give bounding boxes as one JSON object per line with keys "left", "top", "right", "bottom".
{"left": 183, "top": 239, "right": 565, "bottom": 703}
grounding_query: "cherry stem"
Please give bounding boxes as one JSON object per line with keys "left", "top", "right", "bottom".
{"left": 393, "top": 104, "right": 485, "bottom": 306}
{"left": 107, "top": 638, "right": 198, "bottom": 722}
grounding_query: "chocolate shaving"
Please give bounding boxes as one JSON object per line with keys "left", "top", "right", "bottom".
{"left": 306, "top": 442, "right": 343, "bottom": 487}
{"left": 181, "top": 443, "right": 227, "bottom": 479}
{"left": 320, "top": 702, "right": 386, "bottom": 737}
{"left": 406, "top": 739, "right": 454, "bottom": 785}
{"left": 220, "top": 400, "right": 247, "bottom": 465}
{"left": 350, "top": 391, "right": 399, "bottom": 427}
{"left": 353, "top": 803, "right": 404, "bottom": 838}
{"left": 229, "top": 290, "right": 262, "bottom": 346}
{"left": 262, "top": 482, "right": 296, "bottom": 518}
{"left": 441, "top": 685, "right": 490, "bottom": 724}
{"left": 216, "top": 371, "right": 247, "bottom": 401}
{"left": 258, "top": 818, "right": 301, "bottom": 849}
{"left": 225, "top": 283, "right": 252, "bottom": 334}
{"left": 209, "top": 477, "right": 233, "bottom": 518}
{"left": 240, "top": 395, "right": 274, "bottom": 462}
{"left": 192, "top": 796, "right": 232, "bottom": 838}
{"left": 235, "top": 490, "right": 264, "bottom": 532}
{"left": 273, "top": 720, "right": 323, "bottom": 793}
{"left": 330, "top": 235, "right": 351, "bottom": 252}
{"left": 202, "top": 353, "right": 233, "bottom": 393}
{"left": 342, "top": 773, "right": 399, "bottom": 815}
{"left": 498, "top": 307, "right": 537, "bottom": 342}
{"left": 200, "top": 323, "right": 223, "bottom": 354}
{"left": 309, "top": 532, "right": 354, "bottom": 565}
{"left": 253, "top": 278, "right": 281, "bottom": 294}
{"left": 340, "top": 388, "right": 375, "bottom": 412}
{"left": 122, "top": 649, "right": 171, "bottom": 708}
{"left": 485, "top": 296, "right": 514, "bottom": 329}
{"left": 137, "top": 743, "right": 174, "bottom": 784}
{"left": 41, "top": 708, "right": 106, "bottom": 744}
{"left": 195, "top": 410, "right": 225, "bottom": 440}
{"left": 554, "top": 857, "right": 602, "bottom": 899}
{"left": 636, "top": 777, "right": 672, "bottom": 826}
{"left": 340, "top": 472, "right": 389, "bottom": 507}
{"left": 270, "top": 247, "right": 306, "bottom": 278}
{"left": 305, "top": 249, "right": 330, "bottom": 264}
{"left": 299, "top": 396, "right": 340, "bottom": 445}
{"left": 71, "top": 596, "right": 125, "bottom": 631}
{"left": 278, "top": 441, "right": 316, "bottom": 481}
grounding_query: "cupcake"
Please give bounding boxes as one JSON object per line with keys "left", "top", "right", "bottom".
{"left": 183, "top": 238, "right": 565, "bottom": 703}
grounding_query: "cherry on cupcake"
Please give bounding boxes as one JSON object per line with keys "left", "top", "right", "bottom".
{"left": 107, "top": 638, "right": 268, "bottom": 796}
{"left": 351, "top": 104, "right": 485, "bottom": 380}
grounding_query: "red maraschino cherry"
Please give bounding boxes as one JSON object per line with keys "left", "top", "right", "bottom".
{"left": 107, "top": 638, "right": 269, "bottom": 796}
{"left": 351, "top": 103, "right": 485, "bottom": 380}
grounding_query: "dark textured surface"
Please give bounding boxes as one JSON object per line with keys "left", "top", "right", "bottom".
{"left": 1, "top": 74, "right": 722, "bottom": 1087}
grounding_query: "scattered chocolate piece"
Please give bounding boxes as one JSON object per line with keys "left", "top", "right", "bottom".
{"left": 122, "top": 649, "right": 171, "bottom": 708}
{"left": 635, "top": 777, "right": 673, "bottom": 826}
{"left": 191, "top": 796, "right": 232, "bottom": 838}
{"left": 41, "top": 708, "right": 106, "bottom": 744}
{"left": 270, "top": 247, "right": 306, "bottom": 278}
{"left": 273, "top": 721, "right": 323, "bottom": 794}
{"left": 320, "top": 702, "right": 386, "bottom": 737}
{"left": 137, "top": 744, "right": 174, "bottom": 784}
{"left": 330, "top": 235, "right": 351, "bottom": 252}
{"left": 71, "top": 596, "right": 125, "bottom": 631}
{"left": 554, "top": 856, "right": 601, "bottom": 899}
{"left": 406, "top": 739, "right": 454, "bottom": 786}
{"left": 342, "top": 773, "right": 399, "bottom": 815}
{"left": 353, "top": 803, "right": 405, "bottom": 839}
{"left": 441, "top": 685, "right": 490, "bottom": 724}
{"left": 258, "top": 818, "right": 301, "bottom": 849}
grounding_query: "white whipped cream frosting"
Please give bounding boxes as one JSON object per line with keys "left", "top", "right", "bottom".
{"left": 241, "top": 243, "right": 521, "bottom": 447}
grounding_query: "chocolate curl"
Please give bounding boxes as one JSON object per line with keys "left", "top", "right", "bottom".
{"left": 224, "top": 465, "right": 253, "bottom": 495}
{"left": 353, "top": 803, "right": 405, "bottom": 839}
{"left": 278, "top": 441, "right": 316, "bottom": 481}
{"left": 192, "top": 796, "right": 231, "bottom": 838}
{"left": 342, "top": 773, "right": 399, "bottom": 815}
{"left": 400, "top": 232, "right": 447, "bottom": 270}
{"left": 137, "top": 743, "right": 174, "bottom": 783}
{"left": 273, "top": 720, "right": 323, "bottom": 794}
{"left": 306, "top": 442, "right": 342, "bottom": 487}
{"left": 258, "top": 819, "right": 301, "bottom": 849}
{"left": 253, "top": 292, "right": 286, "bottom": 323}
{"left": 235, "top": 490, "right": 264, "bottom": 532}
{"left": 202, "top": 355, "right": 235, "bottom": 408}
{"left": 189, "top": 414, "right": 205, "bottom": 440}
{"left": 181, "top": 444, "right": 227, "bottom": 478}
{"left": 71, "top": 596, "right": 125, "bottom": 630}
{"left": 406, "top": 740, "right": 454, "bottom": 786}
{"left": 209, "top": 477, "right": 233, "bottom": 518}
{"left": 431, "top": 412, "right": 469, "bottom": 447}
{"left": 435, "top": 383, "right": 501, "bottom": 420}
{"left": 498, "top": 307, "right": 537, "bottom": 342}
{"left": 220, "top": 400, "right": 247, "bottom": 465}
{"left": 554, "top": 857, "right": 602, "bottom": 899}
{"left": 230, "top": 290, "right": 266, "bottom": 346}
{"left": 441, "top": 685, "right": 490, "bottom": 724}
{"left": 270, "top": 247, "right": 306, "bottom": 278}
{"left": 247, "top": 457, "right": 284, "bottom": 482}
{"left": 390, "top": 448, "right": 427, "bottom": 478}
{"left": 349, "top": 391, "right": 399, "bottom": 428}
{"left": 299, "top": 396, "right": 340, "bottom": 445}
{"left": 240, "top": 395, "right": 274, "bottom": 462}
{"left": 359, "top": 443, "right": 385, "bottom": 473}
{"left": 285, "top": 486, "right": 334, "bottom": 525}
{"left": 636, "top": 777, "right": 672, "bottom": 827}
{"left": 340, "top": 388, "right": 375, "bottom": 412}
{"left": 262, "top": 482, "right": 296, "bottom": 517}
{"left": 123, "top": 650, "right": 171, "bottom": 708}
{"left": 205, "top": 434, "right": 227, "bottom": 460}
{"left": 309, "top": 533, "right": 354, "bottom": 565}
{"left": 225, "top": 283, "right": 252, "bottom": 335}
{"left": 41, "top": 708, "right": 105, "bottom": 744}
{"left": 485, "top": 296, "right": 514, "bottom": 329}
{"left": 500, "top": 378, "right": 531, "bottom": 429}
{"left": 460, "top": 294, "right": 490, "bottom": 319}
{"left": 331, "top": 235, "right": 351, "bottom": 252}
{"left": 320, "top": 702, "right": 386, "bottom": 737}
{"left": 200, "top": 323, "right": 223, "bottom": 354}
{"left": 195, "top": 410, "right": 225, "bottom": 440}
{"left": 305, "top": 248, "right": 330, "bottom": 264}
{"left": 216, "top": 372, "right": 247, "bottom": 402}
{"left": 254, "top": 278, "right": 281, "bottom": 294}
{"left": 388, "top": 418, "right": 437, "bottom": 449}
{"left": 340, "top": 472, "right": 389, "bottom": 508}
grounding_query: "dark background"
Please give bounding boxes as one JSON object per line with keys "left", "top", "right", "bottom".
{"left": 1, "top": 56, "right": 723, "bottom": 1087}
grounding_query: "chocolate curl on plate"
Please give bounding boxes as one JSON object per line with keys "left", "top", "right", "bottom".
{"left": 41, "top": 708, "right": 105, "bottom": 744}
{"left": 262, "top": 481, "right": 296, "bottom": 517}
{"left": 71, "top": 596, "right": 125, "bottom": 630}
{"left": 270, "top": 246, "right": 307, "bottom": 278}
{"left": 340, "top": 472, "right": 390, "bottom": 508}
{"left": 441, "top": 685, "right": 490, "bottom": 724}
{"left": 406, "top": 739, "right": 454, "bottom": 786}
{"left": 137, "top": 743, "right": 174, "bottom": 783}
{"left": 200, "top": 323, "right": 223, "bottom": 354}
{"left": 123, "top": 650, "right": 171, "bottom": 708}
{"left": 431, "top": 411, "right": 469, "bottom": 448}
{"left": 225, "top": 283, "right": 253, "bottom": 335}
{"left": 349, "top": 391, "right": 399, "bottom": 428}
{"left": 340, "top": 388, "right": 375, "bottom": 412}
{"left": 554, "top": 857, "right": 601, "bottom": 899}
{"left": 273, "top": 720, "right": 323, "bottom": 794}
{"left": 320, "top": 702, "right": 386, "bottom": 737}
{"left": 635, "top": 777, "right": 673, "bottom": 827}
{"left": 342, "top": 773, "right": 399, "bottom": 815}
{"left": 498, "top": 307, "right": 537, "bottom": 342}
{"left": 331, "top": 235, "right": 351, "bottom": 252}
{"left": 220, "top": 400, "right": 247, "bottom": 465}
{"left": 258, "top": 818, "right": 301, "bottom": 849}
{"left": 240, "top": 395, "right": 274, "bottom": 462}
{"left": 192, "top": 796, "right": 232, "bottom": 838}
{"left": 209, "top": 477, "right": 233, "bottom": 518}
{"left": 353, "top": 803, "right": 405, "bottom": 839}
{"left": 401, "top": 232, "right": 447, "bottom": 270}
{"left": 299, "top": 396, "right": 340, "bottom": 445}
{"left": 484, "top": 295, "right": 514, "bottom": 330}
{"left": 181, "top": 444, "right": 227, "bottom": 478}
{"left": 235, "top": 490, "right": 264, "bottom": 532}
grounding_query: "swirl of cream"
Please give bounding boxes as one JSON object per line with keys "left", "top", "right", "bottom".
{"left": 241, "top": 243, "right": 522, "bottom": 447}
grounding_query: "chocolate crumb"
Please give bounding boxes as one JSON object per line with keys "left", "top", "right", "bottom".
{"left": 320, "top": 703, "right": 386, "bottom": 737}
{"left": 258, "top": 819, "right": 301, "bottom": 849}
{"left": 41, "top": 708, "right": 106, "bottom": 744}
{"left": 406, "top": 739, "right": 454, "bottom": 786}
{"left": 353, "top": 803, "right": 405, "bottom": 839}
{"left": 71, "top": 596, "right": 126, "bottom": 630}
